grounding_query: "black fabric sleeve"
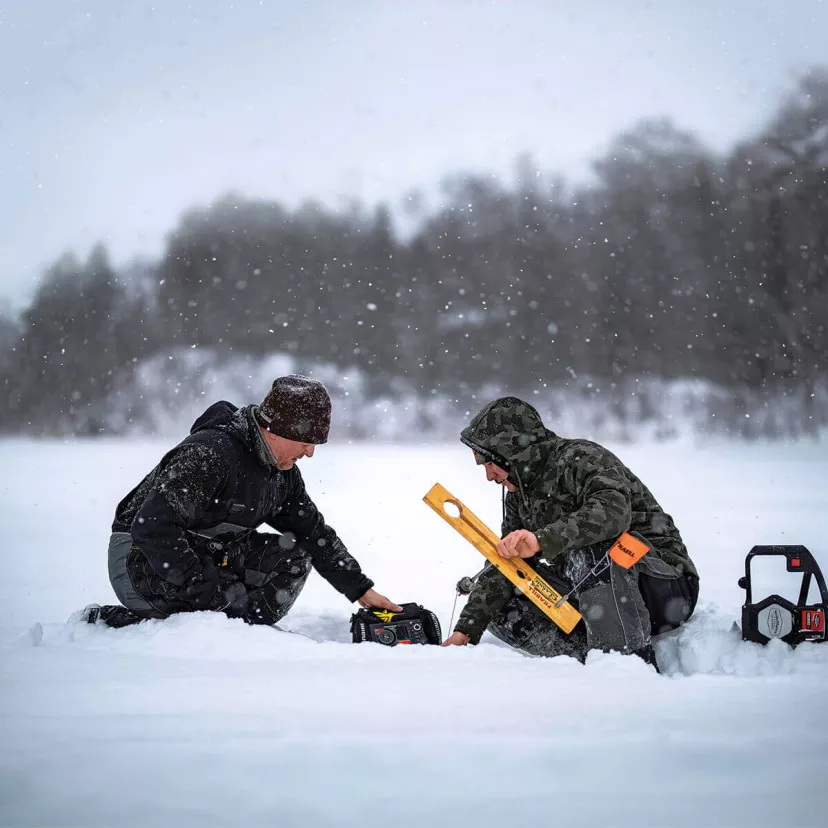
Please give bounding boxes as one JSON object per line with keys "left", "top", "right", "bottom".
{"left": 130, "top": 444, "right": 230, "bottom": 586}
{"left": 266, "top": 470, "right": 373, "bottom": 602}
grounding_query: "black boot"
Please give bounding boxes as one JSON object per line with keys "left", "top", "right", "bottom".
{"left": 633, "top": 643, "right": 660, "bottom": 673}
{"left": 83, "top": 604, "right": 145, "bottom": 629}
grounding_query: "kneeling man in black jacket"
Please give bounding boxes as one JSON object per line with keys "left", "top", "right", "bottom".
{"left": 88, "top": 375, "right": 400, "bottom": 628}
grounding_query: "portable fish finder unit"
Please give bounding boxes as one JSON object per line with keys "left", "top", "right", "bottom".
{"left": 351, "top": 603, "right": 442, "bottom": 646}
{"left": 738, "top": 545, "right": 828, "bottom": 647}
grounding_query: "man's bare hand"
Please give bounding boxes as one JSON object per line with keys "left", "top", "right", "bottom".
{"left": 496, "top": 529, "right": 540, "bottom": 559}
{"left": 441, "top": 631, "right": 471, "bottom": 647}
{"left": 357, "top": 588, "right": 403, "bottom": 612}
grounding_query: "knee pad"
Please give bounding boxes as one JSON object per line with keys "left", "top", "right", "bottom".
{"left": 565, "top": 540, "right": 651, "bottom": 653}
{"left": 638, "top": 559, "right": 696, "bottom": 634}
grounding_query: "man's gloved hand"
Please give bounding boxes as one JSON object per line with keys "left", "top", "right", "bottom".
{"left": 222, "top": 581, "right": 248, "bottom": 616}
{"left": 182, "top": 561, "right": 225, "bottom": 611}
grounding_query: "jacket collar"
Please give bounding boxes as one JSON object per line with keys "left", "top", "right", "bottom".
{"left": 245, "top": 405, "right": 279, "bottom": 469}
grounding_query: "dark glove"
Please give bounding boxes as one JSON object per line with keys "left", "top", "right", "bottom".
{"left": 182, "top": 561, "right": 225, "bottom": 611}
{"left": 222, "top": 581, "right": 249, "bottom": 617}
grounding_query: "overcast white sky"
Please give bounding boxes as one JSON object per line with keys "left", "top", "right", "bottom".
{"left": 1, "top": 0, "right": 826, "bottom": 309}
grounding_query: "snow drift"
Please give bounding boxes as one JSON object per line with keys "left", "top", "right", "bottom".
{"left": 1, "top": 438, "right": 827, "bottom": 826}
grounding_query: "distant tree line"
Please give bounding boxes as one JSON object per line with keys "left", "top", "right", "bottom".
{"left": 1, "top": 69, "right": 826, "bottom": 436}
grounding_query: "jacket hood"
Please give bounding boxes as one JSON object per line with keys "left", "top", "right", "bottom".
{"left": 189, "top": 401, "right": 277, "bottom": 468}
{"left": 189, "top": 400, "right": 239, "bottom": 434}
{"left": 460, "top": 396, "right": 557, "bottom": 487}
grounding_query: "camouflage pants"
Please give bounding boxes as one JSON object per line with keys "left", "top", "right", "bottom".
{"left": 111, "top": 529, "right": 312, "bottom": 626}
{"left": 488, "top": 539, "right": 652, "bottom": 660}
{"left": 488, "top": 595, "right": 590, "bottom": 660}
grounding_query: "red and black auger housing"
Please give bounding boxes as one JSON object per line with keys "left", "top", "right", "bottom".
{"left": 739, "top": 545, "right": 827, "bottom": 647}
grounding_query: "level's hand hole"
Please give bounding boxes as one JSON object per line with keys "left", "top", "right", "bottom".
{"left": 442, "top": 500, "right": 461, "bottom": 518}
{"left": 516, "top": 569, "right": 526, "bottom": 579}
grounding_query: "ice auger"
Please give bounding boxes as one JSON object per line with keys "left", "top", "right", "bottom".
{"left": 739, "top": 545, "right": 828, "bottom": 647}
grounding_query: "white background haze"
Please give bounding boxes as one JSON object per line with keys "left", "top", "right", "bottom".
{"left": 2, "top": 0, "right": 828, "bottom": 307}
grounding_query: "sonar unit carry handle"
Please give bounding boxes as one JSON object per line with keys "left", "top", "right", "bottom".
{"left": 738, "top": 545, "right": 828, "bottom": 647}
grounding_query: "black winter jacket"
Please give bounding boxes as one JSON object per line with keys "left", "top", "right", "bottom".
{"left": 112, "top": 401, "right": 373, "bottom": 602}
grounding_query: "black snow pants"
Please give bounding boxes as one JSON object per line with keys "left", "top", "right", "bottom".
{"left": 488, "top": 536, "right": 698, "bottom": 661}
{"left": 108, "top": 525, "right": 312, "bottom": 625}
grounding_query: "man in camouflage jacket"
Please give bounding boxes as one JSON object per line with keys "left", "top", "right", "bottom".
{"left": 442, "top": 397, "right": 699, "bottom": 663}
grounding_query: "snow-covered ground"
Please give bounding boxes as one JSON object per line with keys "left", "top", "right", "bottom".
{"left": 2, "top": 436, "right": 827, "bottom": 827}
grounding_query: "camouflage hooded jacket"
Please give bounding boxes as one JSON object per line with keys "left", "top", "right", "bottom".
{"left": 454, "top": 397, "right": 697, "bottom": 643}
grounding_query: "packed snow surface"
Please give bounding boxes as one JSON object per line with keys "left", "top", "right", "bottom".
{"left": 1, "top": 437, "right": 827, "bottom": 827}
